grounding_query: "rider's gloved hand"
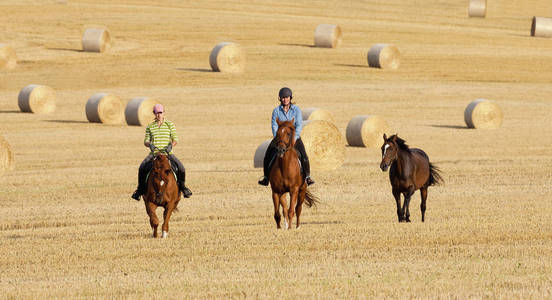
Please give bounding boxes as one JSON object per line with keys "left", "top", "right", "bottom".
{"left": 166, "top": 142, "right": 173, "bottom": 153}
{"left": 149, "top": 143, "right": 156, "bottom": 152}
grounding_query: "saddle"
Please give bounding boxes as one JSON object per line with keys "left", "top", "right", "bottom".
{"left": 268, "top": 153, "right": 304, "bottom": 178}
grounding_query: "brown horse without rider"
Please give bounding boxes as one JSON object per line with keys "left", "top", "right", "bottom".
{"left": 380, "top": 134, "right": 443, "bottom": 222}
{"left": 144, "top": 153, "right": 181, "bottom": 238}
{"left": 269, "top": 118, "right": 319, "bottom": 229}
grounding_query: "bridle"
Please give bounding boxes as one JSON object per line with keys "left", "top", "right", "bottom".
{"left": 151, "top": 155, "right": 169, "bottom": 203}
{"left": 276, "top": 127, "right": 293, "bottom": 156}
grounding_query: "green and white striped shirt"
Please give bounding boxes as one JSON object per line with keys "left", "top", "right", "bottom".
{"left": 144, "top": 120, "right": 178, "bottom": 154}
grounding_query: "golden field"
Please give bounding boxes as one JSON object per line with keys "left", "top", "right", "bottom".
{"left": 1, "top": 0, "right": 552, "bottom": 298}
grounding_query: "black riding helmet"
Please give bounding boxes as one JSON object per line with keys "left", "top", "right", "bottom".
{"left": 278, "top": 87, "right": 292, "bottom": 99}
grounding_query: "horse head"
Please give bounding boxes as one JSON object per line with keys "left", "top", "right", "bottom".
{"left": 380, "top": 133, "right": 399, "bottom": 171}
{"left": 151, "top": 153, "right": 172, "bottom": 203}
{"left": 275, "top": 118, "right": 296, "bottom": 158}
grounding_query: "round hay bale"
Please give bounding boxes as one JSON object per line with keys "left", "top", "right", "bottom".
{"left": 346, "top": 115, "right": 390, "bottom": 147}
{"left": 314, "top": 24, "right": 342, "bottom": 48}
{"left": 367, "top": 44, "right": 400, "bottom": 70}
{"left": 253, "top": 139, "right": 272, "bottom": 168}
{"left": 464, "top": 99, "right": 503, "bottom": 129}
{"left": 125, "top": 97, "right": 160, "bottom": 126}
{"left": 85, "top": 93, "right": 124, "bottom": 124}
{"left": 301, "top": 120, "right": 345, "bottom": 171}
{"left": 82, "top": 28, "right": 112, "bottom": 53}
{"left": 531, "top": 17, "right": 552, "bottom": 38}
{"left": 302, "top": 107, "right": 336, "bottom": 124}
{"left": 0, "top": 44, "right": 17, "bottom": 70}
{"left": 17, "top": 84, "right": 56, "bottom": 114}
{"left": 468, "top": 0, "right": 486, "bottom": 17}
{"left": 0, "top": 135, "right": 15, "bottom": 176}
{"left": 209, "top": 42, "right": 245, "bottom": 73}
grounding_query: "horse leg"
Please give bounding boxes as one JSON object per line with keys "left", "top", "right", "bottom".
{"left": 403, "top": 187, "right": 416, "bottom": 222}
{"left": 145, "top": 201, "right": 159, "bottom": 238}
{"left": 403, "top": 194, "right": 412, "bottom": 222}
{"left": 280, "top": 194, "right": 289, "bottom": 229}
{"left": 295, "top": 187, "right": 306, "bottom": 229}
{"left": 272, "top": 192, "right": 281, "bottom": 229}
{"left": 393, "top": 188, "right": 402, "bottom": 222}
{"left": 420, "top": 187, "right": 428, "bottom": 222}
{"left": 287, "top": 190, "right": 299, "bottom": 229}
{"left": 161, "top": 203, "right": 175, "bottom": 238}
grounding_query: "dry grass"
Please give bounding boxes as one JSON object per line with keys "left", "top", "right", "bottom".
{"left": 1, "top": 0, "right": 552, "bottom": 298}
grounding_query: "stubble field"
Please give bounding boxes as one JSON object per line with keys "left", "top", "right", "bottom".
{"left": 1, "top": 0, "right": 552, "bottom": 298}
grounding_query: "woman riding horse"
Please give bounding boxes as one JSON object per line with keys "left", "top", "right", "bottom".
{"left": 131, "top": 104, "right": 192, "bottom": 200}
{"left": 258, "top": 87, "right": 315, "bottom": 186}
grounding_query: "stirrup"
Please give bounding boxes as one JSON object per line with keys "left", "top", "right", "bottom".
{"left": 258, "top": 176, "right": 269, "bottom": 186}
{"left": 306, "top": 176, "right": 315, "bottom": 186}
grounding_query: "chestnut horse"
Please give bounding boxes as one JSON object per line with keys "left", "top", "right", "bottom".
{"left": 380, "top": 134, "right": 443, "bottom": 222}
{"left": 144, "top": 153, "right": 181, "bottom": 238}
{"left": 269, "top": 118, "right": 319, "bottom": 229}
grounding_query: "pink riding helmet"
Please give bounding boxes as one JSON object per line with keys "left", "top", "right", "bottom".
{"left": 153, "top": 104, "right": 164, "bottom": 113}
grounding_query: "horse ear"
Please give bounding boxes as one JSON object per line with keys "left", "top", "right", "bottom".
{"left": 383, "top": 133, "right": 387, "bottom": 141}
{"left": 276, "top": 117, "right": 281, "bottom": 126}
{"left": 291, "top": 118, "right": 295, "bottom": 124}
{"left": 392, "top": 134, "right": 397, "bottom": 142}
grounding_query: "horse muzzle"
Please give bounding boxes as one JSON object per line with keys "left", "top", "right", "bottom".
{"left": 276, "top": 146, "right": 287, "bottom": 157}
{"left": 380, "top": 162, "right": 389, "bottom": 172}
{"left": 155, "top": 192, "right": 164, "bottom": 203}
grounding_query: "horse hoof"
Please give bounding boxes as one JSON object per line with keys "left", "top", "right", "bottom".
{"left": 161, "top": 231, "right": 168, "bottom": 238}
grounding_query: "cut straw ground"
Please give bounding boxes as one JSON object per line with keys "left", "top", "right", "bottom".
{"left": 0, "top": 44, "right": 17, "bottom": 70}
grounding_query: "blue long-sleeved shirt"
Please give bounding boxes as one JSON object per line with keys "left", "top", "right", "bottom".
{"left": 271, "top": 104, "right": 303, "bottom": 140}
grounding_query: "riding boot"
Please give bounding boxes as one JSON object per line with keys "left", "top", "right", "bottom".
{"left": 259, "top": 140, "right": 277, "bottom": 186}
{"left": 132, "top": 164, "right": 148, "bottom": 200}
{"left": 304, "top": 160, "right": 315, "bottom": 186}
{"left": 177, "top": 171, "right": 192, "bottom": 198}
{"left": 295, "top": 138, "right": 315, "bottom": 186}
{"left": 169, "top": 154, "right": 192, "bottom": 198}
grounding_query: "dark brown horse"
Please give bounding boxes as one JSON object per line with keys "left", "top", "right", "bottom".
{"left": 380, "top": 134, "right": 443, "bottom": 222}
{"left": 144, "top": 153, "right": 181, "bottom": 238}
{"left": 269, "top": 118, "right": 319, "bottom": 229}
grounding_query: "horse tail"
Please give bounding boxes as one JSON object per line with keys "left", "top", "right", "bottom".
{"left": 428, "top": 162, "right": 443, "bottom": 186}
{"left": 304, "top": 189, "right": 320, "bottom": 208}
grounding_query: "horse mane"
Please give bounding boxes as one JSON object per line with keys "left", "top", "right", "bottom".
{"left": 389, "top": 134, "right": 409, "bottom": 151}
{"left": 279, "top": 120, "right": 295, "bottom": 129}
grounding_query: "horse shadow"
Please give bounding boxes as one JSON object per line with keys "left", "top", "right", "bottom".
{"left": 0, "top": 110, "right": 22, "bottom": 114}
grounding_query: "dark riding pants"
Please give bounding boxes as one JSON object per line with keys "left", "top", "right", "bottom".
{"left": 137, "top": 154, "right": 186, "bottom": 193}
{"left": 263, "top": 137, "right": 311, "bottom": 178}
